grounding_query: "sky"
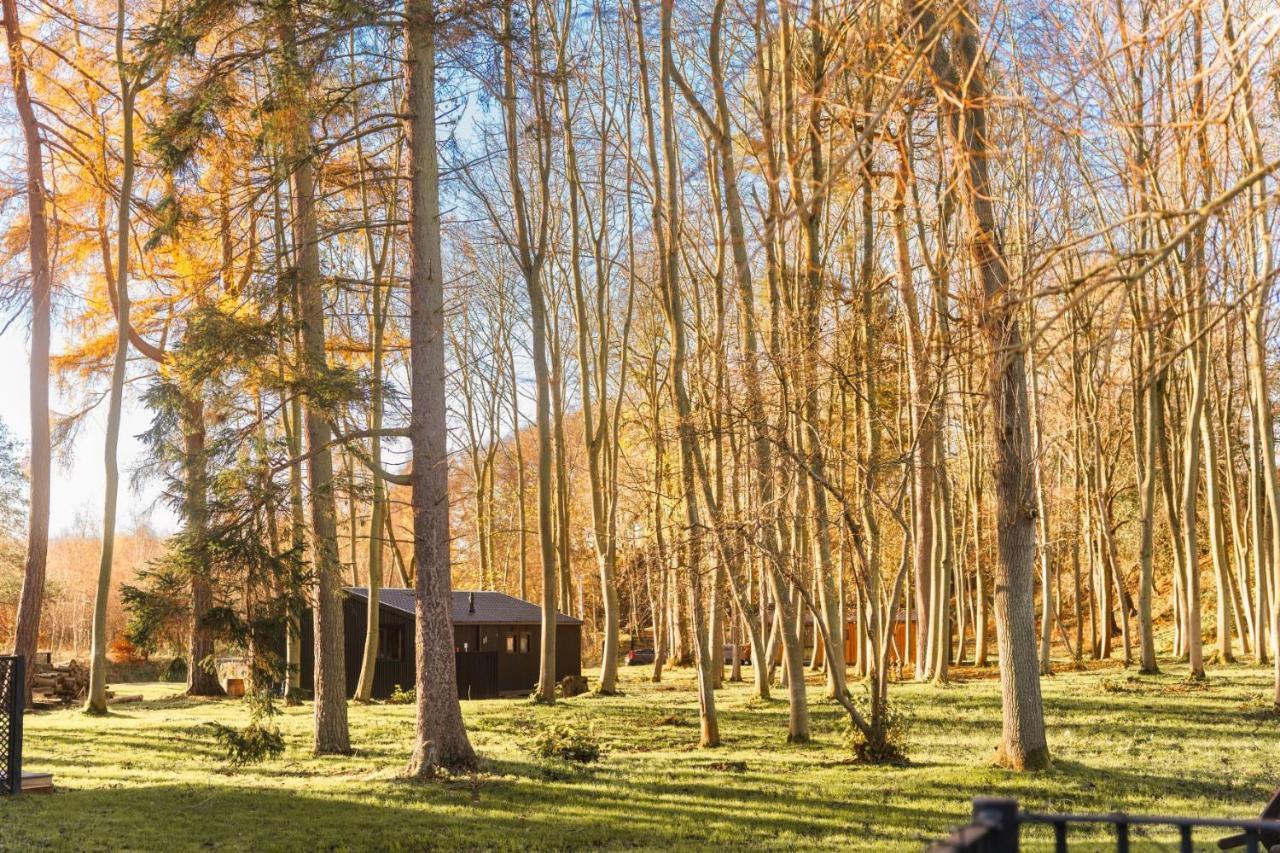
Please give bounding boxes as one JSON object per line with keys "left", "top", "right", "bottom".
{"left": 0, "top": 322, "right": 176, "bottom": 539}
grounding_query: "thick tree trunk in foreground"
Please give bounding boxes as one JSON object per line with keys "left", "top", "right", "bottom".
{"left": 3, "top": 0, "right": 52, "bottom": 708}
{"left": 404, "top": 0, "right": 476, "bottom": 774}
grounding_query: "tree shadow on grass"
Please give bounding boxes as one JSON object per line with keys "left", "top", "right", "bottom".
{"left": 0, "top": 771, "right": 957, "bottom": 851}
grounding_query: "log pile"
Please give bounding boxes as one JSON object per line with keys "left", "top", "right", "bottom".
{"left": 31, "top": 659, "right": 89, "bottom": 706}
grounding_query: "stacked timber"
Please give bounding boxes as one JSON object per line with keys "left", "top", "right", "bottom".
{"left": 31, "top": 659, "right": 88, "bottom": 706}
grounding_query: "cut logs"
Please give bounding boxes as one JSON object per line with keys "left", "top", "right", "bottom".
{"left": 31, "top": 659, "right": 89, "bottom": 707}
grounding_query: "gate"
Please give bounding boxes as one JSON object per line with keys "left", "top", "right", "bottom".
{"left": 0, "top": 655, "right": 23, "bottom": 795}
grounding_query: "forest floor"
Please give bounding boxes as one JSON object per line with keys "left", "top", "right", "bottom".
{"left": 1, "top": 661, "right": 1277, "bottom": 851}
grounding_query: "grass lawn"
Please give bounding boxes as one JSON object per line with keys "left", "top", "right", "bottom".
{"left": 1, "top": 662, "right": 1277, "bottom": 851}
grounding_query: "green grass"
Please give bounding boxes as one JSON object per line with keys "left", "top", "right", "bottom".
{"left": 1, "top": 662, "right": 1277, "bottom": 851}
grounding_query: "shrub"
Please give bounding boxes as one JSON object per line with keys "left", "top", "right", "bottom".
{"left": 210, "top": 722, "right": 286, "bottom": 766}
{"left": 209, "top": 689, "right": 285, "bottom": 766}
{"left": 843, "top": 700, "right": 910, "bottom": 764}
{"left": 387, "top": 684, "right": 415, "bottom": 705}
{"left": 530, "top": 722, "right": 601, "bottom": 764}
{"left": 163, "top": 657, "right": 188, "bottom": 682}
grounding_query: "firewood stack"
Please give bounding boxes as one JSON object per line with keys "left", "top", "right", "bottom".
{"left": 31, "top": 659, "right": 89, "bottom": 705}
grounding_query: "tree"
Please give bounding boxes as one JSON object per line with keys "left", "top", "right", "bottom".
{"left": 87, "top": 0, "right": 157, "bottom": 714}
{"left": 3, "top": 0, "right": 53, "bottom": 707}
{"left": 404, "top": 0, "right": 476, "bottom": 774}
{"left": 913, "top": 0, "right": 1049, "bottom": 769}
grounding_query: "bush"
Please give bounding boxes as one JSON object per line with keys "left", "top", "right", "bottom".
{"left": 163, "top": 657, "right": 188, "bottom": 682}
{"left": 386, "top": 684, "right": 415, "bottom": 705}
{"left": 530, "top": 722, "right": 601, "bottom": 764}
{"left": 209, "top": 689, "right": 285, "bottom": 766}
{"left": 210, "top": 722, "right": 285, "bottom": 766}
{"left": 843, "top": 699, "right": 910, "bottom": 764}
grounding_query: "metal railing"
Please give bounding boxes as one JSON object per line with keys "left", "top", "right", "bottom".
{"left": 930, "top": 796, "right": 1280, "bottom": 852}
{"left": 0, "top": 655, "right": 22, "bottom": 795}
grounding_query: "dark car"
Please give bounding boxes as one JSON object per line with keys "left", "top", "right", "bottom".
{"left": 723, "top": 644, "right": 750, "bottom": 666}
{"left": 626, "top": 647, "right": 656, "bottom": 666}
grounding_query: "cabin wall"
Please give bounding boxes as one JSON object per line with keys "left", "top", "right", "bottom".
{"left": 301, "top": 599, "right": 583, "bottom": 700}
{"left": 299, "top": 600, "right": 415, "bottom": 699}
{"left": 556, "top": 625, "right": 581, "bottom": 680}
{"left": 454, "top": 623, "right": 574, "bottom": 698}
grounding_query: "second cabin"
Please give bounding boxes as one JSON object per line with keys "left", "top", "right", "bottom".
{"left": 299, "top": 588, "right": 582, "bottom": 700}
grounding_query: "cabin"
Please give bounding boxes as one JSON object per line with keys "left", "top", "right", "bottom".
{"left": 299, "top": 588, "right": 582, "bottom": 700}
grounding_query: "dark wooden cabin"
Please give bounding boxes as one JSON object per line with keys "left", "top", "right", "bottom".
{"left": 299, "top": 588, "right": 582, "bottom": 700}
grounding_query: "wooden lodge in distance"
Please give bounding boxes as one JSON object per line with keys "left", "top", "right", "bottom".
{"left": 299, "top": 589, "right": 583, "bottom": 700}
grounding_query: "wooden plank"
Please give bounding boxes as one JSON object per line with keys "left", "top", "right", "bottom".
{"left": 21, "top": 772, "right": 54, "bottom": 794}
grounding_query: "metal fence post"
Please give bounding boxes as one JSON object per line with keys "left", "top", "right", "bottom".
{"left": 971, "top": 797, "right": 1020, "bottom": 852}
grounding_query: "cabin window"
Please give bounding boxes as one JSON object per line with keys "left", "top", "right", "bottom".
{"left": 506, "top": 634, "right": 516, "bottom": 654}
{"left": 378, "top": 624, "right": 404, "bottom": 661}
{"left": 519, "top": 633, "right": 531, "bottom": 654}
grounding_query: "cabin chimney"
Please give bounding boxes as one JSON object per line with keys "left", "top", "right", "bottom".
{"left": 468, "top": 592, "right": 476, "bottom": 614}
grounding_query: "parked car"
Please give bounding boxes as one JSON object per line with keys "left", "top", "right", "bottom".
{"left": 723, "top": 644, "right": 750, "bottom": 665}
{"left": 626, "top": 647, "right": 655, "bottom": 666}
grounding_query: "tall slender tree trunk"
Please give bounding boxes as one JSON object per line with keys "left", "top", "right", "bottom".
{"left": 355, "top": 323, "right": 386, "bottom": 702}
{"left": 404, "top": 0, "right": 476, "bottom": 773}
{"left": 353, "top": 117, "right": 391, "bottom": 701}
{"left": 3, "top": 0, "right": 52, "bottom": 707}
{"left": 653, "top": 0, "right": 717, "bottom": 746}
{"left": 509, "top": 361, "right": 529, "bottom": 602}
{"left": 276, "top": 0, "right": 349, "bottom": 753}
{"left": 497, "top": 0, "right": 557, "bottom": 703}
{"left": 1201, "top": 385, "right": 1234, "bottom": 662}
{"left": 86, "top": 58, "right": 137, "bottom": 715}
{"left": 1137, "top": 361, "right": 1163, "bottom": 673}
{"left": 285, "top": 394, "right": 306, "bottom": 701}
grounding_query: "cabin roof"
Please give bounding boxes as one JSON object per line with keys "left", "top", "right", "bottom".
{"left": 345, "top": 587, "right": 582, "bottom": 626}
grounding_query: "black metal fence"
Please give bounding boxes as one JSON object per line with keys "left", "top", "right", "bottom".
{"left": 0, "top": 655, "right": 22, "bottom": 795}
{"left": 929, "top": 796, "right": 1280, "bottom": 852}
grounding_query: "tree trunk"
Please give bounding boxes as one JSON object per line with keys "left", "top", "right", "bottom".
{"left": 918, "top": 0, "right": 1048, "bottom": 768}
{"left": 496, "top": 0, "right": 557, "bottom": 704}
{"left": 86, "top": 69, "right": 137, "bottom": 715}
{"left": 654, "top": 0, "right": 717, "bottom": 745}
{"left": 3, "top": 0, "right": 52, "bottom": 707}
{"left": 184, "top": 396, "right": 223, "bottom": 697}
{"left": 404, "top": 0, "right": 476, "bottom": 774}
{"left": 276, "top": 1, "right": 349, "bottom": 752}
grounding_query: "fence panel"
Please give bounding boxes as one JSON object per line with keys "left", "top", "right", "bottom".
{"left": 930, "top": 797, "right": 1280, "bottom": 852}
{"left": 0, "top": 655, "right": 23, "bottom": 795}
